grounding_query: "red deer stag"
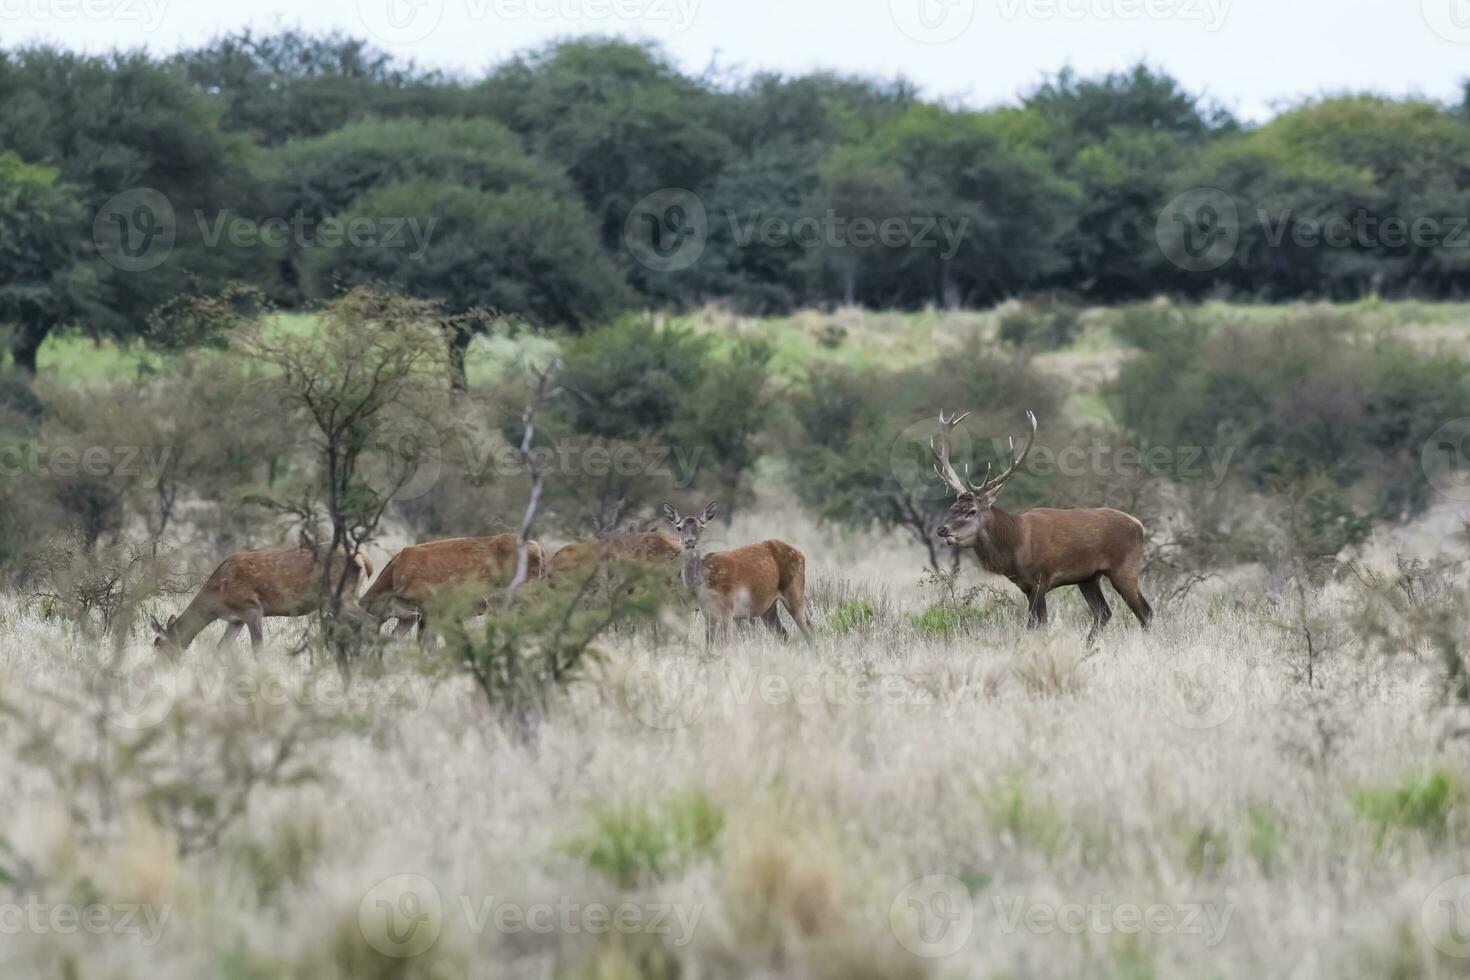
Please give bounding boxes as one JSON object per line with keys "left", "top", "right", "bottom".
{"left": 931, "top": 410, "right": 1151, "bottom": 643}
{"left": 361, "top": 533, "right": 545, "bottom": 639}
{"left": 662, "top": 500, "right": 812, "bottom": 643}
{"left": 150, "top": 547, "right": 374, "bottom": 654}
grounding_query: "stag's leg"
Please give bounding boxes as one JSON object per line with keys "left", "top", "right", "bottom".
{"left": 1079, "top": 577, "right": 1112, "bottom": 644}
{"left": 781, "top": 585, "right": 814, "bottom": 643}
{"left": 218, "top": 622, "right": 243, "bottom": 650}
{"left": 393, "top": 617, "right": 416, "bottom": 639}
{"left": 1106, "top": 571, "right": 1153, "bottom": 629}
{"left": 243, "top": 607, "right": 265, "bottom": 653}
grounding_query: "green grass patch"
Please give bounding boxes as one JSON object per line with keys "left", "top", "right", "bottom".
{"left": 564, "top": 788, "right": 725, "bottom": 888}
{"left": 1354, "top": 768, "right": 1466, "bottom": 846}
{"left": 826, "top": 598, "right": 877, "bottom": 635}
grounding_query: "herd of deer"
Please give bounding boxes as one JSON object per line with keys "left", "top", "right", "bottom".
{"left": 148, "top": 411, "right": 1152, "bottom": 653}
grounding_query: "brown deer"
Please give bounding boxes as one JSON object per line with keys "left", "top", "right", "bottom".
{"left": 361, "top": 533, "right": 545, "bottom": 639}
{"left": 662, "top": 500, "right": 813, "bottom": 643}
{"left": 150, "top": 546, "right": 374, "bottom": 654}
{"left": 931, "top": 410, "right": 1152, "bottom": 643}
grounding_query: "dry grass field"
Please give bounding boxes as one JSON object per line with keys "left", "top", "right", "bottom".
{"left": 3, "top": 496, "right": 1470, "bottom": 980}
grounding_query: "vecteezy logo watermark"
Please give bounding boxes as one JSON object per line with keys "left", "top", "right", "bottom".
{"left": 1424, "top": 418, "right": 1470, "bottom": 502}
{"left": 0, "top": 0, "right": 167, "bottom": 28}
{"left": 1423, "top": 875, "right": 1470, "bottom": 958}
{"left": 994, "top": 0, "right": 1229, "bottom": 31}
{"left": 890, "top": 875, "right": 974, "bottom": 958}
{"left": 99, "top": 665, "right": 434, "bottom": 733}
{"left": 990, "top": 895, "right": 1234, "bottom": 945}
{"left": 729, "top": 210, "right": 968, "bottom": 261}
{"left": 621, "top": 659, "right": 709, "bottom": 730}
{"left": 99, "top": 661, "right": 178, "bottom": 731}
{"left": 889, "top": 0, "right": 976, "bottom": 43}
{"left": 1156, "top": 187, "right": 1240, "bottom": 273}
{"left": 197, "top": 211, "right": 437, "bottom": 260}
{"left": 358, "top": 0, "right": 445, "bottom": 44}
{"left": 0, "top": 900, "right": 173, "bottom": 944}
{"left": 1159, "top": 644, "right": 1238, "bottom": 731}
{"left": 624, "top": 190, "right": 971, "bottom": 272}
{"left": 94, "top": 188, "right": 176, "bottom": 273}
{"left": 1423, "top": 0, "right": 1470, "bottom": 44}
{"left": 362, "top": 415, "right": 443, "bottom": 504}
{"left": 360, "top": 874, "right": 444, "bottom": 958}
{"left": 358, "top": 876, "right": 704, "bottom": 957}
{"left": 625, "top": 189, "right": 708, "bottom": 272}
{"left": 621, "top": 663, "right": 962, "bottom": 730}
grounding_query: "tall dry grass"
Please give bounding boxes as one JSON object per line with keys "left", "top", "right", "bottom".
{"left": 1, "top": 500, "right": 1469, "bottom": 979}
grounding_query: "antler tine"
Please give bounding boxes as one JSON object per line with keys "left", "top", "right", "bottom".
{"left": 974, "top": 410, "right": 1039, "bottom": 499}
{"left": 931, "top": 409, "right": 979, "bottom": 497}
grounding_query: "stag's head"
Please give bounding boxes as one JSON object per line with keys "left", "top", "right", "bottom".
{"left": 662, "top": 500, "right": 719, "bottom": 550}
{"left": 931, "top": 410, "right": 1038, "bottom": 547}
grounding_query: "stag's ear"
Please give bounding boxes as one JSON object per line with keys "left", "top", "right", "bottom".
{"left": 147, "top": 614, "right": 163, "bottom": 633}
{"left": 700, "top": 500, "right": 720, "bottom": 525}
{"left": 661, "top": 502, "right": 680, "bottom": 527}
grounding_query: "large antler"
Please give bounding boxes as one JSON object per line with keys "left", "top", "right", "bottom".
{"left": 931, "top": 410, "right": 977, "bottom": 496}
{"left": 930, "top": 409, "right": 1038, "bottom": 499}
{"left": 974, "top": 410, "right": 1038, "bottom": 499}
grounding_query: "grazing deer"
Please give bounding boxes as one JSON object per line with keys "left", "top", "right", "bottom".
{"left": 931, "top": 410, "right": 1152, "bottom": 643}
{"left": 361, "top": 533, "right": 545, "bottom": 639}
{"left": 662, "top": 500, "right": 813, "bottom": 643}
{"left": 150, "top": 546, "right": 374, "bottom": 654}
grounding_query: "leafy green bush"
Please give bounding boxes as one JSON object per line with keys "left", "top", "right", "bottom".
{"left": 910, "top": 603, "right": 991, "bottom": 638}
{"left": 998, "top": 300, "right": 1083, "bottom": 350}
{"left": 565, "top": 789, "right": 724, "bottom": 888}
{"left": 1354, "top": 768, "right": 1466, "bottom": 845}
{"left": 1107, "top": 304, "right": 1470, "bottom": 523}
{"left": 827, "top": 598, "right": 877, "bottom": 635}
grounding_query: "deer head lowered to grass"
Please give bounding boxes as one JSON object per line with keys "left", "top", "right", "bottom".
{"left": 931, "top": 410, "right": 1152, "bottom": 643}
{"left": 150, "top": 546, "right": 374, "bottom": 654}
{"left": 662, "top": 500, "right": 813, "bottom": 644}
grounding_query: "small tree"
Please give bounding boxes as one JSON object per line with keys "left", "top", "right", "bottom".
{"left": 237, "top": 287, "right": 448, "bottom": 662}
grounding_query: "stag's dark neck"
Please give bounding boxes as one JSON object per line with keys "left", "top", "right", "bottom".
{"left": 972, "top": 505, "right": 1025, "bottom": 577}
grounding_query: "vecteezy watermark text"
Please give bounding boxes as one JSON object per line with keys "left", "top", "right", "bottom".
{"left": 0, "top": 444, "right": 173, "bottom": 484}
{"left": 0, "top": 900, "right": 172, "bottom": 945}
{"left": 357, "top": 875, "right": 703, "bottom": 959}
{"left": 0, "top": 0, "right": 167, "bottom": 30}
{"left": 995, "top": 0, "right": 1229, "bottom": 30}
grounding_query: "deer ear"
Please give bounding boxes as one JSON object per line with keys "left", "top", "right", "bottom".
{"left": 700, "top": 500, "right": 720, "bottom": 524}
{"left": 147, "top": 614, "right": 163, "bottom": 633}
{"left": 661, "top": 502, "right": 680, "bottom": 527}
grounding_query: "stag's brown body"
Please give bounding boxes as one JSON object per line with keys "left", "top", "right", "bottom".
{"left": 968, "top": 505, "right": 1150, "bottom": 631}
{"left": 549, "top": 532, "right": 681, "bottom": 576}
{"left": 932, "top": 410, "right": 1152, "bottom": 641}
{"left": 362, "top": 533, "right": 544, "bottom": 636}
{"left": 153, "top": 546, "right": 373, "bottom": 653}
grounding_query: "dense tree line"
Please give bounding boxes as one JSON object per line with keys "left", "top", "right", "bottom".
{"left": 3, "top": 30, "right": 1470, "bottom": 369}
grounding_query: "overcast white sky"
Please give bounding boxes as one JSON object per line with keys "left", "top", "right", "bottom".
{"left": 4, "top": 0, "right": 1469, "bottom": 121}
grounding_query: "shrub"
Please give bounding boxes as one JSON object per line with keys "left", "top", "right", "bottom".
{"left": 827, "top": 598, "right": 877, "bottom": 635}
{"left": 564, "top": 789, "right": 724, "bottom": 888}
{"left": 1354, "top": 768, "right": 1466, "bottom": 846}
{"left": 997, "top": 299, "right": 1083, "bottom": 350}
